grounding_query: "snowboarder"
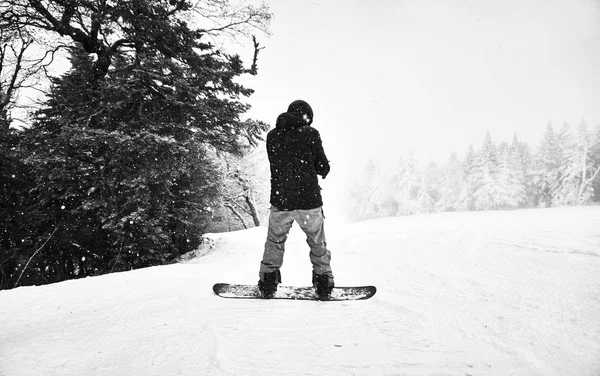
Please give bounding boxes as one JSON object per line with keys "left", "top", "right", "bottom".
{"left": 258, "top": 100, "right": 334, "bottom": 300}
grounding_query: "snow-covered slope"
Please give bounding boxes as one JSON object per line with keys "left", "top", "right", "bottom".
{"left": 1, "top": 207, "right": 600, "bottom": 376}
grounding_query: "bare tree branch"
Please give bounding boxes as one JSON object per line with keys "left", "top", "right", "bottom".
{"left": 2, "top": 38, "right": 32, "bottom": 108}
{"left": 0, "top": 25, "right": 40, "bottom": 130}
{"left": 15, "top": 224, "right": 60, "bottom": 288}
{"left": 193, "top": 0, "right": 271, "bottom": 39}
{"left": 224, "top": 202, "right": 248, "bottom": 229}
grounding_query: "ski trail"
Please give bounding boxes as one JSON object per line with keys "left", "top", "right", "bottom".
{"left": 331, "top": 219, "right": 538, "bottom": 375}
{"left": 1, "top": 207, "right": 599, "bottom": 376}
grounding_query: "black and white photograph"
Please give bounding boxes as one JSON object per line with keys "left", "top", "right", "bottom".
{"left": 1, "top": 0, "right": 599, "bottom": 375}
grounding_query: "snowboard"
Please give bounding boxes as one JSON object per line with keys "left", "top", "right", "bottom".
{"left": 213, "top": 283, "right": 376, "bottom": 301}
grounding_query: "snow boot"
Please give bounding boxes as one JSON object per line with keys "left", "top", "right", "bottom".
{"left": 312, "top": 272, "right": 334, "bottom": 301}
{"left": 258, "top": 270, "right": 281, "bottom": 298}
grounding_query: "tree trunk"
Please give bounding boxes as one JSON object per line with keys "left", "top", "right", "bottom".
{"left": 224, "top": 203, "right": 248, "bottom": 229}
{"left": 244, "top": 193, "right": 261, "bottom": 227}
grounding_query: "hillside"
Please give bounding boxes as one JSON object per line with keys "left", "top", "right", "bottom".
{"left": 1, "top": 206, "right": 599, "bottom": 376}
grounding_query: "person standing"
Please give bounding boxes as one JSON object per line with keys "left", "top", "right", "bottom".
{"left": 258, "top": 100, "right": 334, "bottom": 300}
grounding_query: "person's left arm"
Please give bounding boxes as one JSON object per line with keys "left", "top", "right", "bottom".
{"left": 311, "top": 130, "right": 330, "bottom": 179}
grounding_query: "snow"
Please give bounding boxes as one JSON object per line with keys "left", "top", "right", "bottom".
{"left": 1, "top": 206, "right": 600, "bottom": 376}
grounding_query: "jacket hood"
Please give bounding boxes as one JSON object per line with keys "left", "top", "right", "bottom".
{"left": 275, "top": 112, "right": 307, "bottom": 129}
{"left": 287, "top": 100, "right": 313, "bottom": 126}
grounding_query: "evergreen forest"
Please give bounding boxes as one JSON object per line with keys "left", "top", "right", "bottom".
{"left": 345, "top": 123, "right": 600, "bottom": 221}
{"left": 0, "top": 0, "right": 271, "bottom": 289}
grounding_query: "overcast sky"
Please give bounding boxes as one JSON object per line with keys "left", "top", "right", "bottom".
{"left": 241, "top": 0, "right": 600, "bottom": 171}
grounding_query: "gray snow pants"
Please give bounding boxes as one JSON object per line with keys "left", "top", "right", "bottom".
{"left": 259, "top": 206, "right": 333, "bottom": 281}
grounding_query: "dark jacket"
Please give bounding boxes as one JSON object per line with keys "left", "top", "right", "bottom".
{"left": 267, "top": 112, "right": 330, "bottom": 210}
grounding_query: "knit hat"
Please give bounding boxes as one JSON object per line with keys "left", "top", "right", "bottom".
{"left": 287, "top": 100, "right": 313, "bottom": 126}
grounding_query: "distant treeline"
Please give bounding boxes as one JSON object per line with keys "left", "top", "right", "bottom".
{"left": 345, "top": 122, "right": 600, "bottom": 221}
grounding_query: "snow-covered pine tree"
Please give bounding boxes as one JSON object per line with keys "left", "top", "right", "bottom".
{"left": 456, "top": 145, "right": 477, "bottom": 211}
{"left": 495, "top": 143, "right": 526, "bottom": 208}
{"left": 552, "top": 123, "right": 576, "bottom": 205}
{"left": 423, "top": 161, "right": 442, "bottom": 206}
{"left": 345, "top": 159, "right": 386, "bottom": 221}
{"left": 366, "top": 159, "right": 391, "bottom": 217}
{"left": 391, "top": 152, "right": 432, "bottom": 215}
{"left": 592, "top": 123, "right": 600, "bottom": 201}
{"left": 434, "top": 153, "right": 463, "bottom": 212}
{"left": 436, "top": 180, "right": 457, "bottom": 212}
{"left": 515, "top": 137, "right": 533, "bottom": 177}
{"left": 506, "top": 135, "right": 527, "bottom": 207}
{"left": 531, "top": 122, "right": 561, "bottom": 207}
{"left": 473, "top": 132, "right": 500, "bottom": 210}
{"left": 416, "top": 182, "right": 435, "bottom": 214}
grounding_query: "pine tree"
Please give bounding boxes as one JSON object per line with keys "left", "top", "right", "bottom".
{"left": 391, "top": 152, "right": 432, "bottom": 215}
{"left": 0, "top": 128, "right": 40, "bottom": 289}
{"left": 17, "top": 49, "right": 221, "bottom": 281}
{"left": 592, "top": 123, "right": 600, "bottom": 201}
{"left": 434, "top": 153, "right": 462, "bottom": 212}
{"left": 2, "top": 0, "right": 272, "bottom": 288}
{"left": 457, "top": 145, "right": 477, "bottom": 211}
{"left": 505, "top": 135, "right": 527, "bottom": 207}
{"left": 345, "top": 159, "right": 386, "bottom": 221}
{"left": 12, "top": 9, "right": 269, "bottom": 286}
{"left": 473, "top": 132, "right": 499, "bottom": 210}
{"left": 495, "top": 145, "right": 526, "bottom": 208}
{"left": 423, "top": 161, "right": 442, "bottom": 207}
{"left": 531, "top": 122, "right": 561, "bottom": 206}
{"left": 364, "top": 159, "right": 386, "bottom": 218}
